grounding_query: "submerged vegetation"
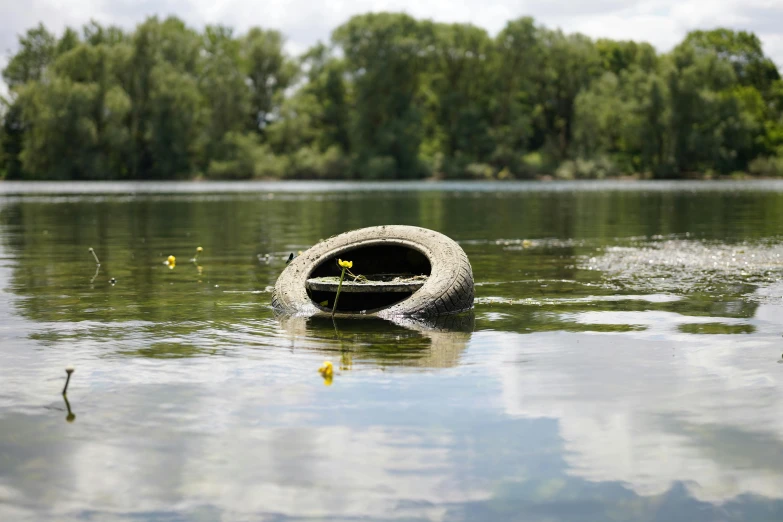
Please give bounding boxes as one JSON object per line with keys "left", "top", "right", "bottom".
{"left": 1, "top": 14, "right": 782, "bottom": 180}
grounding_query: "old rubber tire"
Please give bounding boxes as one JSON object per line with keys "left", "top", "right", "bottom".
{"left": 272, "top": 225, "right": 474, "bottom": 318}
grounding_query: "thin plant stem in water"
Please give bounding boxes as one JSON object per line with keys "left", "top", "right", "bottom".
{"left": 88, "top": 247, "right": 100, "bottom": 265}
{"left": 62, "top": 365, "right": 74, "bottom": 395}
{"left": 331, "top": 266, "right": 347, "bottom": 317}
{"left": 331, "top": 259, "right": 353, "bottom": 317}
{"left": 62, "top": 394, "right": 76, "bottom": 422}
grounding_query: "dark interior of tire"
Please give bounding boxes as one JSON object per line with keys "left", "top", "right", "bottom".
{"left": 306, "top": 244, "right": 431, "bottom": 312}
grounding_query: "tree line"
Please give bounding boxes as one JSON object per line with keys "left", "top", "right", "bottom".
{"left": 1, "top": 13, "right": 782, "bottom": 180}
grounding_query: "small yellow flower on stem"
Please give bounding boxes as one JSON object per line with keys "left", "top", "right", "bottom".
{"left": 318, "top": 361, "right": 333, "bottom": 377}
{"left": 166, "top": 255, "right": 176, "bottom": 269}
{"left": 318, "top": 361, "right": 334, "bottom": 386}
{"left": 332, "top": 259, "right": 353, "bottom": 316}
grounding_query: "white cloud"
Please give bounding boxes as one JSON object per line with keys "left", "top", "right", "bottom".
{"left": 490, "top": 283, "right": 783, "bottom": 503}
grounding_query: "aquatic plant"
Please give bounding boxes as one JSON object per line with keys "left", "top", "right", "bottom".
{"left": 318, "top": 361, "right": 334, "bottom": 386}
{"left": 62, "top": 365, "right": 74, "bottom": 395}
{"left": 88, "top": 247, "right": 100, "bottom": 265}
{"left": 63, "top": 394, "right": 76, "bottom": 423}
{"left": 331, "top": 259, "right": 353, "bottom": 317}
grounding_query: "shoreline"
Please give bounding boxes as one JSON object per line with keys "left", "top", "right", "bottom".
{"left": 2, "top": 178, "right": 783, "bottom": 196}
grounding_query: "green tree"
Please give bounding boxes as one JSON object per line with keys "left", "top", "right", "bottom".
{"left": 0, "top": 100, "right": 26, "bottom": 179}
{"left": 572, "top": 66, "right": 672, "bottom": 176}
{"left": 242, "top": 28, "right": 297, "bottom": 134}
{"left": 2, "top": 24, "right": 56, "bottom": 89}
{"left": 1, "top": 14, "right": 782, "bottom": 181}
{"left": 56, "top": 28, "right": 80, "bottom": 56}
{"left": 596, "top": 39, "right": 657, "bottom": 75}
{"left": 532, "top": 29, "right": 601, "bottom": 161}
{"left": 82, "top": 20, "right": 126, "bottom": 46}
{"left": 53, "top": 43, "right": 133, "bottom": 176}
{"left": 422, "top": 23, "right": 494, "bottom": 176}
{"left": 333, "top": 13, "right": 434, "bottom": 178}
{"left": 125, "top": 17, "right": 203, "bottom": 177}
{"left": 684, "top": 29, "right": 782, "bottom": 161}
{"left": 683, "top": 29, "right": 780, "bottom": 95}
{"left": 489, "top": 17, "right": 539, "bottom": 174}
{"left": 572, "top": 73, "right": 628, "bottom": 161}
{"left": 263, "top": 43, "right": 350, "bottom": 178}
{"left": 199, "top": 25, "right": 250, "bottom": 162}
{"left": 18, "top": 78, "right": 99, "bottom": 179}
{"left": 147, "top": 64, "right": 202, "bottom": 178}
{"left": 638, "top": 73, "right": 670, "bottom": 176}
{"left": 299, "top": 43, "right": 350, "bottom": 153}
{"left": 666, "top": 43, "right": 758, "bottom": 174}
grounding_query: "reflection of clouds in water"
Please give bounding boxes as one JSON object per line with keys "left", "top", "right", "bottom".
{"left": 0, "top": 312, "right": 479, "bottom": 521}
{"left": 180, "top": 426, "right": 482, "bottom": 520}
{"left": 755, "top": 283, "right": 783, "bottom": 324}
{"left": 492, "top": 287, "right": 783, "bottom": 503}
{"left": 1, "top": 300, "right": 478, "bottom": 518}
{"left": 3, "top": 383, "right": 489, "bottom": 520}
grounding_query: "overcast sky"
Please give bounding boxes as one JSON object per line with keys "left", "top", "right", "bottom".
{"left": 1, "top": 0, "right": 782, "bottom": 71}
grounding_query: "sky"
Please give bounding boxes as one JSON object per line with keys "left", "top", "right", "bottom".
{"left": 1, "top": 0, "right": 782, "bottom": 76}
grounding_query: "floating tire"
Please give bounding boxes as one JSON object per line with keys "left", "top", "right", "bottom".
{"left": 272, "top": 225, "right": 474, "bottom": 318}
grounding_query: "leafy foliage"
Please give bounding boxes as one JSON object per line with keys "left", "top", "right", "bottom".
{"left": 1, "top": 16, "right": 782, "bottom": 179}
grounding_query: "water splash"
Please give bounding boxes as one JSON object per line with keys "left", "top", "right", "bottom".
{"left": 582, "top": 239, "right": 783, "bottom": 298}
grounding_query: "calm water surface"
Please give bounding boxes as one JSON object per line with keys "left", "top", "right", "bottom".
{"left": 1, "top": 181, "right": 783, "bottom": 521}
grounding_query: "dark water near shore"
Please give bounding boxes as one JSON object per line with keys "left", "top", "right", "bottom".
{"left": 1, "top": 181, "right": 783, "bottom": 521}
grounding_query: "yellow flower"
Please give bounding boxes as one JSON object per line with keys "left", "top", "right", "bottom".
{"left": 196, "top": 247, "right": 203, "bottom": 253}
{"left": 338, "top": 259, "right": 353, "bottom": 269}
{"left": 318, "top": 361, "right": 333, "bottom": 378}
{"left": 166, "top": 255, "right": 176, "bottom": 268}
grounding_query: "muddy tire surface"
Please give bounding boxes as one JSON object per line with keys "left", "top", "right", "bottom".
{"left": 272, "top": 225, "right": 474, "bottom": 318}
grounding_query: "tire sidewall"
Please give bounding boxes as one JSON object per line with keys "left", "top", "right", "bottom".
{"left": 272, "top": 225, "right": 473, "bottom": 317}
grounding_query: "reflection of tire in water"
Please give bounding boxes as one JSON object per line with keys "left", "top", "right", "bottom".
{"left": 272, "top": 226, "right": 474, "bottom": 318}
{"left": 276, "top": 313, "right": 474, "bottom": 369}
{"left": 393, "top": 313, "right": 475, "bottom": 367}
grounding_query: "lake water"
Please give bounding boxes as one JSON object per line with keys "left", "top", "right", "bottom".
{"left": 1, "top": 181, "right": 782, "bottom": 521}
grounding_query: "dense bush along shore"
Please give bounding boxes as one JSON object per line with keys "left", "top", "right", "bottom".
{"left": 1, "top": 14, "right": 782, "bottom": 180}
